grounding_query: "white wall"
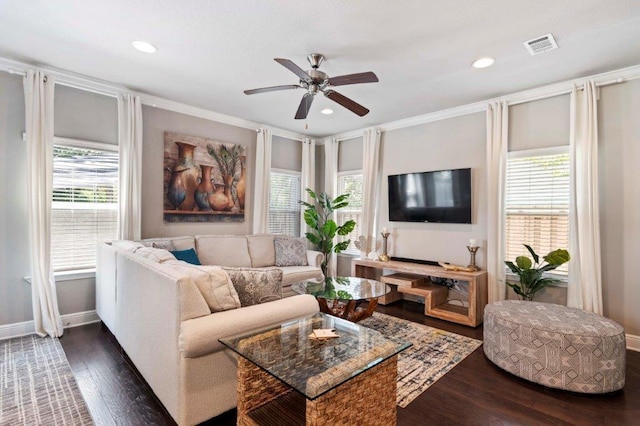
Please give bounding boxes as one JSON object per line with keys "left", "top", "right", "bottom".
{"left": 379, "top": 112, "right": 487, "bottom": 268}
{"left": 0, "top": 72, "right": 32, "bottom": 325}
{"left": 141, "top": 106, "right": 257, "bottom": 238}
{"left": 599, "top": 78, "right": 640, "bottom": 335}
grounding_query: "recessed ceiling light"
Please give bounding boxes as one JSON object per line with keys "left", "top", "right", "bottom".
{"left": 132, "top": 40, "right": 157, "bottom": 53}
{"left": 321, "top": 108, "right": 334, "bottom": 115}
{"left": 472, "top": 57, "right": 495, "bottom": 69}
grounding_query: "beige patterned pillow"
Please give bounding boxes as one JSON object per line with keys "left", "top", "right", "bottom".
{"left": 274, "top": 237, "right": 308, "bottom": 267}
{"left": 222, "top": 267, "right": 283, "bottom": 307}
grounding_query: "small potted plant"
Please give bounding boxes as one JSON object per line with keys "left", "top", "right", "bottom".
{"left": 505, "top": 245, "right": 571, "bottom": 301}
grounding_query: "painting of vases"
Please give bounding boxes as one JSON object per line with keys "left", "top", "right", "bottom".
{"left": 163, "top": 131, "right": 246, "bottom": 223}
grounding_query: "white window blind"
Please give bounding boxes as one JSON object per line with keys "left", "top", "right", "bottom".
{"left": 337, "top": 172, "right": 363, "bottom": 255}
{"left": 505, "top": 149, "right": 570, "bottom": 275}
{"left": 268, "top": 170, "right": 301, "bottom": 237}
{"left": 52, "top": 143, "right": 118, "bottom": 271}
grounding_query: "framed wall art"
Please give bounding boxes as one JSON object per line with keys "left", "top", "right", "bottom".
{"left": 163, "top": 131, "right": 246, "bottom": 222}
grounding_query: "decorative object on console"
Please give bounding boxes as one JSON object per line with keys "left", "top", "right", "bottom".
{"left": 438, "top": 261, "right": 476, "bottom": 273}
{"left": 300, "top": 188, "right": 356, "bottom": 276}
{"left": 467, "top": 238, "right": 479, "bottom": 271}
{"left": 163, "top": 131, "right": 246, "bottom": 223}
{"left": 378, "top": 227, "right": 390, "bottom": 262}
{"left": 354, "top": 235, "right": 381, "bottom": 259}
{"left": 505, "top": 244, "right": 570, "bottom": 301}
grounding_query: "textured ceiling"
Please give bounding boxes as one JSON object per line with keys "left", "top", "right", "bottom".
{"left": 1, "top": 0, "right": 640, "bottom": 137}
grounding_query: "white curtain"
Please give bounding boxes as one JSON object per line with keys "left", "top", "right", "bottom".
{"left": 253, "top": 128, "right": 272, "bottom": 234}
{"left": 24, "top": 70, "right": 64, "bottom": 337}
{"left": 117, "top": 94, "right": 143, "bottom": 241}
{"left": 300, "top": 138, "right": 316, "bottom": 236}
{"left": 361, "top": 129, "right": 381, "bottom": 242}
{"left": 324, "top": 137, "right": 339, "bottom": 276}
{"left": 486, "top": 101, "right": 508, "bottom": 303}
{"left": 568, "top": 80, "right": 603, "bottom": 313}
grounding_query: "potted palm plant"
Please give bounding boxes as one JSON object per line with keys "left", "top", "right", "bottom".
{"left": 300, "top": 188, "right": 356, "bottom": 276}
{"left": 505, "top": 245, "right": 570, "bottom": 301}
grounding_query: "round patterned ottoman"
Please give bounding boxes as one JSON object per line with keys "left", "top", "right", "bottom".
{"left": 483, "top": 300, "right": 626, "bottom": 393}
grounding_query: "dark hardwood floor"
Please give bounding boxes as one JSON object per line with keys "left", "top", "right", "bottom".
{"left": 59, "top": 301, "right": 640, "bottom": 425}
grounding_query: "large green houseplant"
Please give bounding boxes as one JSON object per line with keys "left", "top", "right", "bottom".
{"left": 505, "top": 244, "right": 571, "bottom": 301}
{"left": 300, "top": 188, "right": 356, "bottom": 276}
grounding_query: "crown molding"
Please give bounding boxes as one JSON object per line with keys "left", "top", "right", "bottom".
{"left": 331, "top": 63, "right": 640, "bottom": 140}
{"left": 0, "top": 55, "right": 306, "bottom": 142}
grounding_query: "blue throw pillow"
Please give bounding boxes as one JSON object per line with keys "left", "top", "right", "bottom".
{"left": 170, "top": 248, "right": 201, "bottom": 265}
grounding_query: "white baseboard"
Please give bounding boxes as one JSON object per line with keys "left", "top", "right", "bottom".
{"left": 0, "top": 310, "right": 100, "bottom": 340}
{"left": 626, "top": 334, "right": 640, "bottom": 352}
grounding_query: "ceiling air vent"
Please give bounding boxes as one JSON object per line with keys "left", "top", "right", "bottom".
{"left": 523, "top": 33, "right": 558, "bottom": 56}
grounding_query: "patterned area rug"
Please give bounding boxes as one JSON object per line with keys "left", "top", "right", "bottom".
{"left": 361, "top": 312, "right": 482, "bottom": 408}
{"left": 0, "top": 335, "right": 93, "bottom": 425}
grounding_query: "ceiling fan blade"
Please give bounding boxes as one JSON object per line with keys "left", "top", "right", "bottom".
{"left": 328, "top": 71, "right": 379, "bottom": 86}
{"left": 244, "top": 84, "right": 300, "bottom": 95}
{"left": 295, "top": 93, "right": 315, "bottom": 119}
{"left": 324, "top": 90, "right": 369, "bottom": 116}
{"left": 274, "top": 58, "right": 310, "bottom": 81}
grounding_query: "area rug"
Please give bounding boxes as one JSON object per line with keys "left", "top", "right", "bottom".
{"left": 0, "top": 334, "right": 94, "bottom": 425}
{"left": 360, "top": 312, "right": 482, "bottom": 408}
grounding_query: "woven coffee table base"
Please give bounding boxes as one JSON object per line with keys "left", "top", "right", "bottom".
{"left": 237, "top": 356, "right": 398, "bottom": 425}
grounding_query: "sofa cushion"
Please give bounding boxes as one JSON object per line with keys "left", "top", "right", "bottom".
{"left": 163, "top": 260, "right": 241, "bottom": 312}
{"left": 223, "top": 267, "right": 283, "bottom": 307}
{"left": 247, "top": 235, "right": 276, "bottom": 267}
{"left": 140, "top": 236, "right": 195, "bottom": 251}
{"left": 179, "top": 294, "right": 320, "bottom": 358}
{"left": 170, "top": 248, "right": 201, "bottom": 265}
{"left": 195, "top": 235, "right": 252, "bottom": 267}
{"left": 274, "top": 236, "right": 308, "bottom": 267}
{"left": 280, "top": 265, "right": 324, "bottom": 286}
{"left": 135, "top": 247, "right": 177, "bottom": 263}
{"left": 111, "top": 240, "right": 145, "bottom": 252}
{"left": 152, "top": 240, "right": 176, "bottom": 251}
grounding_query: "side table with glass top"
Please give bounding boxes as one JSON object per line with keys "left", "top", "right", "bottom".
{"left": 292, "top": 276, "right": 389, "bottom": 322}
{"left": 219, "top": 313, "right": 410, "bottom": 426}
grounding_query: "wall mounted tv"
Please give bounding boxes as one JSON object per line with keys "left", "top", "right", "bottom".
{"left": 388, "top": 168, "right": 472, "bottom": 224}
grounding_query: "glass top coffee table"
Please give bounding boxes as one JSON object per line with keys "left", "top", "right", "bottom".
{"left": 220, "top": 313, "right": 410, "bottom": 425}
{"left": 292, "top": 276, "right": 389, "bottom": 322}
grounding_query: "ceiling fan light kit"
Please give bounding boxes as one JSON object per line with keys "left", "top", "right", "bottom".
{"left": 244, "top": 53, "right": 378, "bottom": 120}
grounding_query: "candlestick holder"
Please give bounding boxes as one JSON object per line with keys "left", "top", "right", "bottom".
{"left": 467, "top": 246, "right": 479, "bottom": 271}
{"left": 378, "top": 231, "right": 391, "bottom": 262}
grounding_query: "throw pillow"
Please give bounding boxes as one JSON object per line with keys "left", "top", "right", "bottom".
{"left": 135, "top": 247, "right": 177, "bottom": 263}
{"left": 170, "top": 248, "right": 202, "bottom": 265}
{"left": 222, "top": 267, "right": 283, "bottom": 307}
{"left": 152, "top": 240, "right": 176, "bottom": 251}
{"left": 274, "top": 236, "right": 308, "bottom": 267}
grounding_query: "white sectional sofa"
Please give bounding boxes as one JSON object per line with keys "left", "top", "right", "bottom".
{"left": 95, "top": 234, "right": 322, "bottom": 425}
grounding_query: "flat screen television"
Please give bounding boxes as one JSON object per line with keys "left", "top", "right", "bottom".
{"left": 388, "top": 168, "right": 472, "bottom": 223}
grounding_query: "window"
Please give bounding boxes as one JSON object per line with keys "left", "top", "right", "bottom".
{"left": 52, "top": 139, "right": 118, "bottom": 271}
{"left": 268, "top": 170, "right": 301, "bottom": 237}
{"left": 505, "top": 148, "right": 570, "bottom": 275}
{"left": 337, "top": 172, "right": 363, "bottom": 255}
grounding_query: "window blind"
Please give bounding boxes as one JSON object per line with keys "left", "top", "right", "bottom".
{"left": 52, "top": 145, "right": 118, "bottom": 271}
{"left": 268, "top": 171, "right": 301, "bottom": 237}
{"left": 337, "top": 173, "right": 363, "bottom": 255}
{"left": 505, "top": 151, "right": 570, "bottom": 274}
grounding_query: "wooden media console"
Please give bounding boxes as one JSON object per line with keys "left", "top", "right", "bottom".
{"left": 351, "top": 258, "right": 488, "bottom": 327}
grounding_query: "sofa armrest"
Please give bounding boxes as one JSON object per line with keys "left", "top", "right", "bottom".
{"left": 306, "top": 250, "right": 324, "bottom": 268}
{"left": 179, "top": 294, "right": 319, "bottom": 358}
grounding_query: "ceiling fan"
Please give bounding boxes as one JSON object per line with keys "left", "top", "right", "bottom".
{"left": 244, "top": 53, "right": 378, "bottom": 119}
